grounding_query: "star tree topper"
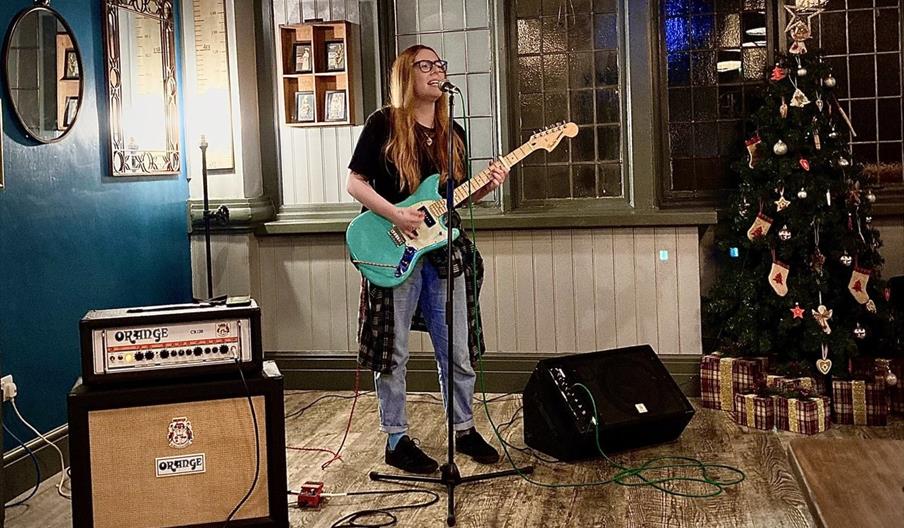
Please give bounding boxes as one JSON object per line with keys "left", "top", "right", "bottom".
{"left": 784, "top": 2, "right": 823, "bottom": 54}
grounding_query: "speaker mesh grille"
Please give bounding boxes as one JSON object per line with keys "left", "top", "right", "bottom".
{"left": 87, "top": 396, "right": 269, "bottom": 528}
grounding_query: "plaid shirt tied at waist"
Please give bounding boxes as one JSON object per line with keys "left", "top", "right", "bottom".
{"left": 355, "top": 233, "right": 486, "bottom": 373}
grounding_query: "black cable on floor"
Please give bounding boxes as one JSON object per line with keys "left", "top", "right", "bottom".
{"left": 3, "top": 421, "right": 41, "bottom": 507}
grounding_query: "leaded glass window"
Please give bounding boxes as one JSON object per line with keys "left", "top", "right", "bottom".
{"left": 511, "top": 0, "right": 625, "bottom": 206}
{"left": 810, "top": 0, "right": 904, "bottom": 191}
{"left": 660, "top": 0, "right": 772, "bottom": 204}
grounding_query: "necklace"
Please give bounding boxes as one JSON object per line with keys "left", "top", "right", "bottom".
{"left": 417, "top": 122, "right": 434, "bottom": 147}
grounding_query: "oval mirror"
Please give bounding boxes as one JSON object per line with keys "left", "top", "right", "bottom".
{"left": 3, "top": 2, "right": 83, "bottom": 143}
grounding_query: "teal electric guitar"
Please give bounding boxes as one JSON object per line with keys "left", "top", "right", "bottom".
{"left": 346, "top": 122, "right": 578, "bottom": 287}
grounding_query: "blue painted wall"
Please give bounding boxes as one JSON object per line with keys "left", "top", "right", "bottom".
{"left": 0, "top": 0, "right": 191, "bottom": 444}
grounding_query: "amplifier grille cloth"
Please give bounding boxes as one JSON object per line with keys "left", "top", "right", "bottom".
{"left": 87, "top": 396, "right": 269, "bottom": 528}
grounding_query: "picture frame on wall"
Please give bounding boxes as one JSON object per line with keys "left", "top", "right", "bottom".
{"left": 293, "top": 42, "right": 312, "bottom": 73}
{"left": 294, "top": 91, "right": 315, "bottom": 122}
{"left": 63, "top": 48, "right": 80, "bottom": 79}
{"left": 325, "top": 40, "right": 345, "bottom": 72}
{"left": 324, "top": 90, "right": 347, "bottom": 122}
{"left": 63, "top": 96, "right": 79, "bottom": 128}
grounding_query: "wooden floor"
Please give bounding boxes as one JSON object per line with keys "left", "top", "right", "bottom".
{"left": 5, "top": 391, "right": 904, "bottom": 528}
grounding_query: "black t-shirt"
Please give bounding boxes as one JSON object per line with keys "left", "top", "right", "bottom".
{"left": 348, "top": 107, "right": 467, "bottom": 207}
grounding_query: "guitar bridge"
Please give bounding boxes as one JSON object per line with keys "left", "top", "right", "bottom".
{"left": 388, "top": 227, "right": 406, "bottom": 246}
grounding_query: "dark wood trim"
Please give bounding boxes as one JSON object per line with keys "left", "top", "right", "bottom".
{"left": 2, "top": 425, "right": 70, "bottom": 503}
{"left": 254, "top": 0, "right": 284, "bottom": 212}
{"left": 268, "top": 351, "right": 702, "bottom": 396}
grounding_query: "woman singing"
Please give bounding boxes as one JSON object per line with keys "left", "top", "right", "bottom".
{"left": 347, "top": 45, "right": 508, "bottom": 474}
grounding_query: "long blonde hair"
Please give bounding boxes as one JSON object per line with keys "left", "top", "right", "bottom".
{"left": 385, "top": 45, "right": 466, "bottom": 193}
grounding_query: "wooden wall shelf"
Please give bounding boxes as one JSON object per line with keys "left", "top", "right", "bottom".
{"left": 277, "top": 20, "right": 363, "bottom": 127}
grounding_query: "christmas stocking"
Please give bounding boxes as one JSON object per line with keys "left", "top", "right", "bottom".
{"left": 747, "top": 213, "right": 773, "bottom": 241}
{"left": 848, "top": 266, "right": 871, "bottom": 304}
{"left": 769, "top": 259, "right": 790, "bottom": 297}
{"left": 746, "top": 135, "right": 762, "bottom": 169}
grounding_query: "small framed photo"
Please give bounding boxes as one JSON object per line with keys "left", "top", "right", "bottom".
{"left": 324, "top": 90, "right": 347, "bottom": 122}
{"left": 63, "top": 96, "right": 79, "bottom": 127}
{"left": 294, "top": 91, "right": 315, "bottom": 123}
{"left": 63, "top": 48, "right": 79, "bottom": 79}
{"left": 325, "top": 40, "right": 345, "bottom": 72}
{"left": 293, "top": 42, "right": 312, "bottom": 73}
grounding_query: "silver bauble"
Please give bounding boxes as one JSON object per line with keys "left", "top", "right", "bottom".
{"left": 838, "top": 157, "right": 850, "bottom": 168}
{"left": 773, "top": 140, "right": 788, "bottom": 155}
{"left": 840, "top": 252, "right": 853, "bottom": 266}
{"left": 888, "top": 372, "right": 899, "bottom": 386}
{"left": 797, "top": 67, "right": 808, "bottom": 77}
{"left": 828, "top": 130, "right": 840, "bottom": 139}
{"left": 866, "top": 190, "right": 877, "bottom": 203}
{"left": 853, "top": 323, "right": 866, "bottom": 339}
{"left": 778, "top": 225, "right": 792, "bottom": 241}
{"left": 824, "top": 75, "right": 837, "bottom": 88}
{"left": 797, "top": 188, "right": 808, "bottom": 199}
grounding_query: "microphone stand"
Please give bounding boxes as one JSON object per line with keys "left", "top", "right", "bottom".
{"left": 199, "top": 136, "right": 229, "bottom": 302}
{"left": 369, "top": 88, "right": 532, "bottom": 526}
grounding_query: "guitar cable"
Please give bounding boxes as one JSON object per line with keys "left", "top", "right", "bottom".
{"left": 454, "top": 94, "right": 747, "bottom": 498}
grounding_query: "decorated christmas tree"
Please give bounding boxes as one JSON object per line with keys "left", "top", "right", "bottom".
{"left": 704, "top": 1, "right": 903, "bottom": 383}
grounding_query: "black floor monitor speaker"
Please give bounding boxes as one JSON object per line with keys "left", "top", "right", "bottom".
{"left": 523, "top": 345, "right": 695, "bottom": 462}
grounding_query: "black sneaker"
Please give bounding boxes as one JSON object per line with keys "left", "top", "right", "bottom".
{"left": 455, "top": 429, "right": 500, "bottom": 464}
{"left": 385, "top": 436, "right": 439, "bottom": 474}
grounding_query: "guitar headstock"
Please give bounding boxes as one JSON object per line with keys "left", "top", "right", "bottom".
{"left": 528, "top": 122, "right": 579, "bottom": 152}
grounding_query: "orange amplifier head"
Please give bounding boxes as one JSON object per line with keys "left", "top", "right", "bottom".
{"left": 68, "top": 368, "right": 288, "bottom": 528}
{"left": 79, "top": 300, "right": 262, "bottom": 386}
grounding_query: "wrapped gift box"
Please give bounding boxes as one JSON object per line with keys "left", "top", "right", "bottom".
{"left": 890, "top": 359, "right": 904, "bottom": 414}
{"left": 852, "top": 357, "right": 903, "bottom": 415}
{"left": 832, "top": 379, "right": 888, "bottom": 426}
{"left": 732, "top": 393, "right": 775, "bottom": 430}
{"left": 766, "top": 375, "right": 816, "bottom": 394}
{"left": 700, "top": 354, "right": 768, "bottom": 411}
{"left": 774, "top": 395, "right": 831, "bottom": 435}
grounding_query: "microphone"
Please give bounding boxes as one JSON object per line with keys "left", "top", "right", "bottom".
{"left": 436, "top": 79, "right": 460, "bottom": 94}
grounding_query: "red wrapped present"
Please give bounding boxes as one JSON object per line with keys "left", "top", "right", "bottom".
{"left": 889, "top": 359, "right": 904, "bottom": 414}
{"left": 766, "top": 375, "right": 816, "bottom": 393}
{"left": 852, "top": 357, "right": 902, "bottom": 414}
{"left": 774, "top": 395, "right": 831, "bottom": 435}
{"left": 832, "top": 379, "right": 888, "bottom": 426}
{"left": 732, "top": 393, "right": 775, "bottom": 430}
{"left": 700, "top": 354, "right": 768, "bottom": 410}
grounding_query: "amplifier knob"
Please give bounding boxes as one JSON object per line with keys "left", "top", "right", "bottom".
{"left": 194, "top": 347, "right": 203, "bottom": 356}
{"left": 145, "top": 351, "right": 155, "bottom": 360}
{"left": 204, "top": 347, "right": 211, "bottom": 354}
{"left": 134, "top": 352, "right": 144, "bottom": 361}
{"left": 220, "top": 345, "right": 229, "bottom": 354}
{"left": 160, "top": 350, "right": 169, "bottom": 359}
{"left": 178, "top": 349, "right": 185, "bottom": 356}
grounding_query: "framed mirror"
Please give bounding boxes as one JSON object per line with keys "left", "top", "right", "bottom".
{"left": 2, "top": 1, "right": 84, "bottom": 144}
{"left": 103, "top": 0, "right": 180, "bottom": 175}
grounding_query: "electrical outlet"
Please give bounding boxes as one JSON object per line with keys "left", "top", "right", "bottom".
{"left": 1, "top": 374, "right": 17, "bottom": 401}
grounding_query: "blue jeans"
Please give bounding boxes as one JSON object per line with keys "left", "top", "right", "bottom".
{"left": 374, "top": 260, "right": 476, "bottom": 434}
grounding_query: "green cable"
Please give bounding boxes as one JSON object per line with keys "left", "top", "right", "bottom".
{"left": 456, "top": 103, "right": 745, "bottom": 497}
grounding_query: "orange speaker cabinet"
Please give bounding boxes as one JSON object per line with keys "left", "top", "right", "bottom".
{"left": 68, "top": 370, "right": 288, "bottom": 528}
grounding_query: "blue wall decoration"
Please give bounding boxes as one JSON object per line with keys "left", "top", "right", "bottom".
{"left": 0, "top": 0, "right": 191, "bottom": 446}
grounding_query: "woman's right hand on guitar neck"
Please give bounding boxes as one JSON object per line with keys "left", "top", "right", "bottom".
{"left": 394, "top": 206, "right": 425, "bottom": 238}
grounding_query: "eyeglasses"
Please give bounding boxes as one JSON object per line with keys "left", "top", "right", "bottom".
{"left": 412, "top": 59, "right": 448, "bottom": 73}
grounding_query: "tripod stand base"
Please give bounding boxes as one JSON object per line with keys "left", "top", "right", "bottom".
{"left": 369, "top": 463, "right": 534, "bottom": 526}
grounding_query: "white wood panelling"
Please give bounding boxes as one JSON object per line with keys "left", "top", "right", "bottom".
{"left": 194, "top": 223, "right": 904, "bottom": 356}
{"left": 189, "top": 227, "right": 708, "bottom": 355}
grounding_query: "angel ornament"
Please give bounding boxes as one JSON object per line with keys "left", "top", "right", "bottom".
{"left": 812, "top": 304, "right": 833, "bottom": 334}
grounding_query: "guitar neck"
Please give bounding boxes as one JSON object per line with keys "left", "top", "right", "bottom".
{"left": 442, "top": 142, "right": 536, "bottom": 210}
